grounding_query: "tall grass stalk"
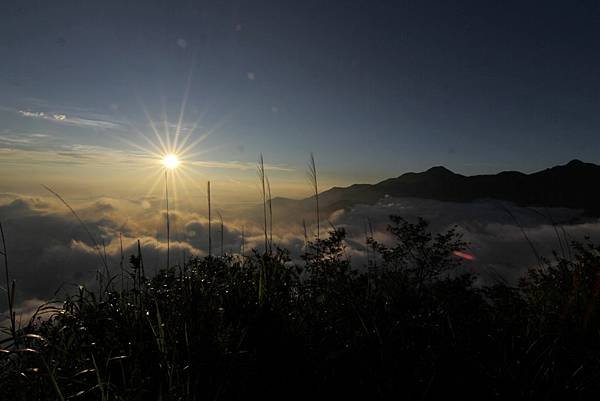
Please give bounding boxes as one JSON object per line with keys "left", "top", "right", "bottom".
{"left": 258, "top": 154, "right": 268, "bottom": 254}
{"left": 91, "top": 353, "right": 108, "bottom": 401}
{"left": 531, "top": 207, "right": 571, "bottom": 260}
{"left": 302, "top": 219, "right": 308, "bottom": 248}
{"left": 307, "top": 153, "right": 320, "bottom": 241}
{"left": 364, "top": 217, "right": 376, "bottom": 293}
{"left": 0, "top": 221, "right": 16, "bottom": 341}
{"left": 498, "top": 202, "right": 542, "bottom": 268}
{"left": 137, "top": 239, "right": 145, "bottom": 285}
{"left": 217, "top": 211, "right": 224, "bottom": 257}
{"left": 267, "top": 176, "right": 273, "bottom": 253}
{"left": 165, "top": 170, "right": 170, "bottom": 270}
{"left": 207, "top": 181, "right": 212, "bottom": 258}
{"left": 257, "top": 154, "right": 268, "bottom": 304}
{"left": 241, "top": 226, "right": 245, "bottom": 257}
{"left": 367, "top": 217, "right": 376, "bottom": 269}
{"left": 41, "top": 355, "right": 66, "bottom": 401}
{"left": 119, "top": 232, "right": 124, "bottom": 291}
{"left": 42, "top": 185, "right": 108, "bottom": 272}
{"left": 102, "top": 239, "right": 110, "bottom": 287}
{"left": 364, "top": 219, "right": 370, "bottom": 268}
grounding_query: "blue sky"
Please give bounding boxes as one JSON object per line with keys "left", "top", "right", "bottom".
{"left": 1, "top": 0, "right": 599, "bottom": 198}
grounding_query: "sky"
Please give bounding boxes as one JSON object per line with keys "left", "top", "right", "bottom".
{"left": 1, "top": 0, "right": 600, "bottom": 201}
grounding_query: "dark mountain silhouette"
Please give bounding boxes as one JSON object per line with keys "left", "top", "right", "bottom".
{"left": 271, "top": 160, "right": 600, "bottom": 216}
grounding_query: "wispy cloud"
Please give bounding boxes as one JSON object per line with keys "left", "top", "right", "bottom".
{"left": 0, "top": 131, "right": 53, "bottom": 147}
{"left": 188, "top": 160, "right": 294, "bottom": 171}
{"left": 18, "top": 110, "right": 45, "bottom": 118}
{"left": 0, "top": 142, "right": 143, "bottom": 168}
{"left": 18, "top": 109, "right": 125, "bottom": 130}
{"left": 0, "top": 134, "right": 36, "bottom": 145}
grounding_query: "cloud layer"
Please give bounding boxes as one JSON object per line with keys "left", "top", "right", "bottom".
{"left": 326, "top": 197, "right": 600, "bottom": 284}
{"left": 2, "top": 193, "right": 600, "bottom": 320}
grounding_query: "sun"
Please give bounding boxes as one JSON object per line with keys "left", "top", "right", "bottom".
{"left": 161, "top": 153, "right": 180, "bottom": 170}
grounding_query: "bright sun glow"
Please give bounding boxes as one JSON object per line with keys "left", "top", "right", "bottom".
{"left": 161, "top": 154, "right": 180, "bottom": 170}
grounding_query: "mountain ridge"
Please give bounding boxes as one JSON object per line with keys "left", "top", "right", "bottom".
{"left": 271, "top": 160, "right": 600, "bottom": 216}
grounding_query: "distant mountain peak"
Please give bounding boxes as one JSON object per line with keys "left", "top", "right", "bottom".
{"left": 424, "top": 166, "right": 455, "bottom": 175}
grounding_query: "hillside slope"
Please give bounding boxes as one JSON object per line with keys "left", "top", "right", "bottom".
{"left": 272, "top": 160, "right": 600, "bottom": 216}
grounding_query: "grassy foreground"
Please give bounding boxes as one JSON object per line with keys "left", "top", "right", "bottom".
{"left": 2, "top": 215, "right": 600, "bottom": 400}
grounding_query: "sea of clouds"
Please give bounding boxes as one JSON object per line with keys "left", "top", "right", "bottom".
{"left": 2, "top": 192, "right": 600, "bottom": 325}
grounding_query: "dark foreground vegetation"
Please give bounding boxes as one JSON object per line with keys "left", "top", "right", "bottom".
{"left": 2, "top": 216, "right": 600, "bottom": 400}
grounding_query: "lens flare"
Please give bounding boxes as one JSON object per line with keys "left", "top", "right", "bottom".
{"left": 453, "top": 250, "right": 476, "bottom": 261}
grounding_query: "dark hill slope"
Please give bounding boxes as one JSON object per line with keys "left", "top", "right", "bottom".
{"left": 271, "top": 160, "right": 600, "bottom": 216}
